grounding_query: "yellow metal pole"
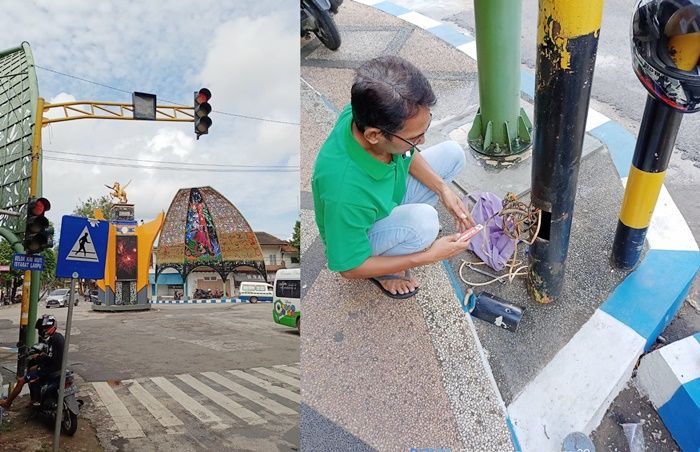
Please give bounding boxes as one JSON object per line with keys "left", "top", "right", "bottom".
{"left": 25, "top": 96, "right": 45, "bottom": 350}
{"left": 17, "top": 97, "right": 44, "bottom": 375}
{"left": 30, "top": 97, "right": 44, "bottom": 197}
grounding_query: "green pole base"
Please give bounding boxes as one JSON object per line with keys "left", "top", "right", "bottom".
{"left": 468, "top": 107, "right": 533, "bottom": 157}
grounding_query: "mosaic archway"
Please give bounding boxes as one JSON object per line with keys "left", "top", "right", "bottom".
{"left": 155, "top": 187, "right": 267, "bottom": 287}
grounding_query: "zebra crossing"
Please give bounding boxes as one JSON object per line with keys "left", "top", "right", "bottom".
{"left": 85, "top": 363, "right": 300, "bottom": 444}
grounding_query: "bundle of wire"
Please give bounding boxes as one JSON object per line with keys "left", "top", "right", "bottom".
{"left": 459, "top": 192, "right": 541, "bottom": 287}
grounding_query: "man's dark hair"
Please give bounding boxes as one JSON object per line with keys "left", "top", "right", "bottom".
{"left": 351, "top": 56, "right": 436, "bottom": 135}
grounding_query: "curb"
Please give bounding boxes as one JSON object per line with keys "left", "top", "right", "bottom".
{"left": 150, "top": 298, "right": 272, "bottom": 305}
{"left": 352, "top": 1, "right": 700, "bottom": 450}
{"left": 636, "top": 333, "right": 700, "bottom": 451}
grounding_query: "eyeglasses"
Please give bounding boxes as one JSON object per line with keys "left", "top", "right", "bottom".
{"left": 377, "top": 113, "right": 432, "bottom": 157}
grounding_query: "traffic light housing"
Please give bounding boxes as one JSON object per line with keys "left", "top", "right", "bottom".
{"left": 23, "top": 197, "right": 53, "bottom": 255}
{"left": 194, "top": 88, "right": 212, "bottom": 139}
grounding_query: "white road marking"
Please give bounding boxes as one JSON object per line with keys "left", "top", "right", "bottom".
{"left": 202, "top": 372, "right": 296, "bottom": 415}
{"left": 125, "top": 380, "right": 183, "bottom": 429}
{"left": 273, "top": 364, "right": 300, "bottom": 376}
{"left": 176, "top": 374, "right": 266, "bottom": 425}
{"left": 508, "top": 310, "right": 646, "bottom": 451}
{"left": 251, "top": 367, "right": 300, "bottom": 388}
{"left": 398, "top": 11, "right": 441, "bottom": 30}
{"left": 585, "top": 108, "right": 610, "bottom": 132}
{"left": 92, "top": 382, "right": 145, "bottom": 439}
{"left": 456, "top": 40, "right": 478, "bottom": 60}
{"left": 646, "top": 184, "right": 699, "bottom": 252}
{"left": 150, "top": 376, "right": 221, "bottom": 424}
{"left": 227, "top": 370, "right": 301, "bottom": 404}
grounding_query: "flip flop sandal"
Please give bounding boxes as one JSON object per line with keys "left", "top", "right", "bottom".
{"left": 369, "top": 271, "right": 419, "bottom": 300}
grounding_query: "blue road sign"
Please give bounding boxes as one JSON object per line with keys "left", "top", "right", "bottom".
{"left": 56, "top": 216, "right": 110, "bottom": 279}
{"left": 12, "top": 253, "right": 44, "bottom": 271}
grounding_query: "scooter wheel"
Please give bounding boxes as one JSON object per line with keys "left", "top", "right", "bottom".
{"left": 61, "top": 409, "right": 79, "bottom": 436}
{"left": 311, "top": 4, "right": 341, "bottom": 50}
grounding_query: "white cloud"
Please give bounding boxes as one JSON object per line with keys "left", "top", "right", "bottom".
{"left": 1, "top": 1, "right": 300, "bottom": 241}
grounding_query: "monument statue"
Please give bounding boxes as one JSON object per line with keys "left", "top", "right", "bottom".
{"left": 105, "top": 180, "right": 131, "bottom": 204}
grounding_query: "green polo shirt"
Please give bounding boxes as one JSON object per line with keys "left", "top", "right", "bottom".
{"left": 312, "top": 104, "right": 414, "bottom": 272}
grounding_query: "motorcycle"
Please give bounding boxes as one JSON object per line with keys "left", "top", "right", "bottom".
{"left": 25, "top": 344, "right": 84, "bottom": 435}
{"left": 301, "top": 0, "right": 342, "bottom": 51}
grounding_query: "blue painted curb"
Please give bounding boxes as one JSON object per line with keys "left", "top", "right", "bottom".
{"left": 150, "top": 298, "right": 272, "bottom": 305}
{"left": 601, "top": 249, "right": 700, "bottom": 350}
{"left": 660, "top": 378, "right": 700, "bottom": 451}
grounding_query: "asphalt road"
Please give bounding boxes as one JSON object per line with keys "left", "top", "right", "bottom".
{"left": 0, "top": 302, "right": 300, "bottom": 451}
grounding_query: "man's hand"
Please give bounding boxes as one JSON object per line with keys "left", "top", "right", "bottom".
{"left": 425, "top": 233, "right": 472, "bottom": 261}
{"left": 439, "top": 185, "right": 475, "bottom": 232}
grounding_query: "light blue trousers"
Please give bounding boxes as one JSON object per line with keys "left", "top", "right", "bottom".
{"left": 368, "top": 140, "right": 466, "bottom": 257}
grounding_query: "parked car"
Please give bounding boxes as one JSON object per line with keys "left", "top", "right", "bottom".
{"left": 46, "top": 289, "right": 79, "bottom": 308}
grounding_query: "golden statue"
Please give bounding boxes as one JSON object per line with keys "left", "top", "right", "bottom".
{"left": 105, "top": 180, "right": 131, "bottom": 204}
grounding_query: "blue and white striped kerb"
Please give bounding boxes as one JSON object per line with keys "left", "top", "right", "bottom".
{"left": 150, "top": 298, "right": 272, "bottom": 305}
{"left": 354, "top": 2, "right": 700, "bottom": 451}
{"left": 637, "top": 333, "right": 700, "bottom": 452}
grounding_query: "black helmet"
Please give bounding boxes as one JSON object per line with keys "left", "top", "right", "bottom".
{"left": 35, "top": 314, "right": 50, "bottom": 338}
{"left": 632, "top": 0, "right": 700, "bottom": 112}
{"left": 42, "top": 315, "right": 57, "bottom": 335}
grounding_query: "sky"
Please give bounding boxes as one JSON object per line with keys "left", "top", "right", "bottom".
{"left": 0, "top": 1, "right": 300, "bottom": 241}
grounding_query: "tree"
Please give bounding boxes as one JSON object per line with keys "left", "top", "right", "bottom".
{"left": 0, "top": 239, "right": 23, "bottom": 303}
{"left": 290, "top": 219, "right": 300, "bottom": 250}
{"left": 0, "top": 232, "right": 58, "bottom": 301}
{"left": 74, "top": 195, "right": 113, "bottom": 220}
{"left": 40, "top": 246, "right": 57, "bottom": 289}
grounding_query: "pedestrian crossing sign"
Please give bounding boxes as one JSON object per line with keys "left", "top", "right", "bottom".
{"left": 56, "top": 215, "right": 110, "bottom": 279}
{"left": 67, "top": 226, "right": 100, "bottom": 262}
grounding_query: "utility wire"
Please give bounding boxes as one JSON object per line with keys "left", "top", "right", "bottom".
{"left": 34, "top": 65, "right": 300, "bottom": 125}
{"left": 43, "top": 149, "right": 297, "bottom": 169}
{"left": 42, "top": 156, "right": 299, "bottom": 173}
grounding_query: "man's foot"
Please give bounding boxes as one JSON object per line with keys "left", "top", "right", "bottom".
{"left": 369, "top": 270, "right": 419, "bottom": 299}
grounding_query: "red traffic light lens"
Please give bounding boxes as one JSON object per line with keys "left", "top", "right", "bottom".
{"left": 29, "top": 198, "right": 51, "bottom": 215}
{"left": 31, "top": 202, "right": 45, "bottom": 216}
{"left": 196, "top": 88, "right": 211, "bottom": 104}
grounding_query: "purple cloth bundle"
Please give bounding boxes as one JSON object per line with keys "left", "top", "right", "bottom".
{"left": 466, "top": 192, "right": 516, "bottom": 271}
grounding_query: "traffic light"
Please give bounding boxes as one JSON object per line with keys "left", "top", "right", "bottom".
{"left": 23, "top": 197, "right": 53, "bottom": 255}
{"left": 194, "top": 88, "right": 212, "bottom": 139}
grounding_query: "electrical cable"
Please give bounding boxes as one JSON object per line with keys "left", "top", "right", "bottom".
{"left": 42, "top": 149, "right": 297, "bottom": 169}
{"left": 42, "top": 156, "right": 299, "bottom": 173}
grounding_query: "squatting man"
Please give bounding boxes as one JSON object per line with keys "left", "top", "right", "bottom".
{"left": 312, "top": 55, "right": 476, "bottom": 299}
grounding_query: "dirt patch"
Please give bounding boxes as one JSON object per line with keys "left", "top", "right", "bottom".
{"left": 0, "top": 395, "right": 103, "bottom": 452}
{"left": 591, "top": 383, "right": 678, "bottom": 452}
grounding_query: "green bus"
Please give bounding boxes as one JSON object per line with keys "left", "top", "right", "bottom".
{"left": 272, "top": 268, "right": 301, "bottom": 332}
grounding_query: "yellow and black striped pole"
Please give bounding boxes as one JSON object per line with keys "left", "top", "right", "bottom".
{"left": 612, "top": 6, "right": 700, "bottom": 269}
{"left": 528, "top": 0, "right": 604, "bottom": 303}
{"left": 611, "top": 98, "right": 682, "bottom": 269}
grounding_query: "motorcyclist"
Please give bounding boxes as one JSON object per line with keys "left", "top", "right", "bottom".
{"left": 0, "top": 315, "right": 65, "bottom": 409}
